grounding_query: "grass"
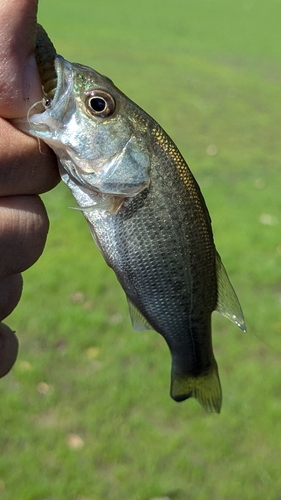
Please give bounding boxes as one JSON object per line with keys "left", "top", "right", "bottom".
{"left": 1, "top": 0, "right": 281, "bottom": 498}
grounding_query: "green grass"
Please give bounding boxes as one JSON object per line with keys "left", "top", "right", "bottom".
{"left": 1, "top": 0, "right": 281, "bottom": 498}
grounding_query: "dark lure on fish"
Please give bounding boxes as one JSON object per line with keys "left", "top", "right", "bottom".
{"left": 14, "top": 25, "right": 246, "bottom": 413}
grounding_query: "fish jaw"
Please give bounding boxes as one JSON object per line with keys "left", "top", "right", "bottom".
{"left": 27, "top": 56, "right": 76, "bottom": 140}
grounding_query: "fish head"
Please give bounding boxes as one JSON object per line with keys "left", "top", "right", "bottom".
{"left": 29, "top": 56, "right": 151, "bottom": 197}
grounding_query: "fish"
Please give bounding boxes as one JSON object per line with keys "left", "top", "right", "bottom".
{"left": 13, "top": 25, "right": 246, "bottom": 413}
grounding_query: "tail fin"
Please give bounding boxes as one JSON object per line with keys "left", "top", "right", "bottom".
{"left": 170, "top": 360, "right": 222, "bottom": 413}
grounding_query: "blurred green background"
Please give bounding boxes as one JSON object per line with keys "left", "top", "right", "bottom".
{"left": 1, "top": 0, "right": 281, "bottom": 498}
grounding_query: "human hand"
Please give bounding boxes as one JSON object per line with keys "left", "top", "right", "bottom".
{"left": 0, "top": 0, "right": 60, "bottom": 376}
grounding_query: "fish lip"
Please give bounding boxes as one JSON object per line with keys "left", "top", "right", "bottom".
{"left": 51, "top": 55, "right": 72, "bottom": 105}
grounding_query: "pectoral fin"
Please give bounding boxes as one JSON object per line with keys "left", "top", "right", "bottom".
{"left": 69, "top": 196, "right": 124, "bottom": 214}
{"left": 215, "top": 252, "right": 246, "bottom": 332}
{"left": 127, "top": 299, "right": 153, "bottom": 331}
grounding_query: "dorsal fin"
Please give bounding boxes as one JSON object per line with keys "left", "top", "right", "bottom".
{"left": 215, "top": 252, "right": 246, "bottom": 332}
{"left": 127, "top": 298, "right": 153, "bottom": 331}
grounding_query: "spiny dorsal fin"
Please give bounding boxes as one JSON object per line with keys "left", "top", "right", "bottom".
{"left": 127, "top": 298, "right": 153, "bottom": 331}
{"left": 215, "top": 252, "right": 246, "bottom": 332}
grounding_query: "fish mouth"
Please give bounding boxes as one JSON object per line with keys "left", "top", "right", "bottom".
{"left": 25, "top": 55, "right": 76, "bottom": 144}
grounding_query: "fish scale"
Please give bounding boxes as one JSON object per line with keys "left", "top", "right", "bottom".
{"left": 12, "top": 25, "right": 246, "bottom": 413}
{"left": 85, "top": 124, "right": 217, "bottom": 361}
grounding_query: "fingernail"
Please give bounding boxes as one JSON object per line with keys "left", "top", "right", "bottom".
{"left": 22, "top": 54, "right": 43, "bottom": 104}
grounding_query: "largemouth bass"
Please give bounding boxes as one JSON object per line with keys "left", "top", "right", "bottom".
{"left": 14, "top": 26, "right": 246, "bottom": 413}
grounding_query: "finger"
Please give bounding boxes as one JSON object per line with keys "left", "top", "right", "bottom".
{"left": 0, "top": 195, "right": 49, "bottom": 277}
{"left": 0, "top": 274, "right": 23, "bottom": 321}
{"left": 0, "top": 323, "right": 19, "bottom": 378}
{"left": 0, "top": 118, "right": 60, "bottom": 195}
{"left": 0, "top": 0, "right": 41, "bottom": 118}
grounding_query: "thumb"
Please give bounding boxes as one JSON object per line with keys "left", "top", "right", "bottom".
{"left": 0, "top": 0, "right": 42, "bottom": 119}
{"left": 0, "top": 323, "right": 19, "bottom": 377}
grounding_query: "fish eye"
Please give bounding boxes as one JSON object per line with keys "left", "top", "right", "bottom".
{"left": 85, "top": 90, "right": 115, "bottom": 118}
